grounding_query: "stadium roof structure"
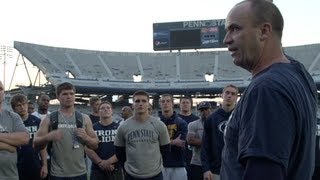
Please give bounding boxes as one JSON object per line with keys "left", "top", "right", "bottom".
{"left": 13, "top": 41, "right": 320, "bottom": 96}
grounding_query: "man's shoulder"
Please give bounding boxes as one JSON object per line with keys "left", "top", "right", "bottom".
{"left": 188, "top": 119, "right": 201, "bottom": 126}
{"left": 31, "top": 111, "right": 39, "bottom": 116}
{"left": 28, "top": 114, "right": 41, "bottom": 123}
{"left": 32, "top": 111, "right": 51, "bottom": 116}
{"left": 0, "top": 110, "right": 19, "bottom": 125}
{"left": 149, "top": 116, "right": 161, "bottom": 122}
{"left": 3, "top": 110, "right": 19, "bottom": 119}
{"left": 178, "top": 113, "right": 199, "bottom": 122}
{"left": 80, "top": 112, "right": 89, "bottom": 120}
{"left": 249, "top": 63, "right": 312, "bottom": 98}
{"left": 209, "top": 108, "right": 228, "bottom": 120}
{"left": 92, "top": 121, "right": 99, "bottom": 128}
{"left": 110, "top": 121, "right": 120, "bottom": 128}
{"left": 190, "top": 113, "right": 200, "bottom": 120}
{"left": 176, "top": 115, "right": 188, "bottom": 125}
{"left": 88, "top": 114, "right": 99, "bottom": 120}
{"left": 254, "top": 62, "right": 303, "bottom": 87}
{"left": 117, "top": 117, "right": 132, "bottom": 128}
{"left": 149, "top": 116, "right": 166, "bottom": 126}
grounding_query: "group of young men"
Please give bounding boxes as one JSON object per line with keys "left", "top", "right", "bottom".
{"left": 85, "top": 90, "right": 237, "bottom": 180}
{"left": 0, "top": 0, "right": 319, "bottom": 180}
{"left": 0, "top": 78, "right": 238, "bottom": 180}
{"left": 112, "top": 88, "right": 240, "bottom": 180}
{"left": 1, "top": 82, "right": 99, "bottom": 180}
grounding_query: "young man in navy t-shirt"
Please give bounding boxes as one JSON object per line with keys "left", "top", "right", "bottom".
{"left": 201, "top": 84, "right": 238, "bottom": 180}
{"left": 85, "top": 101, "right": 123, "bottom": 180}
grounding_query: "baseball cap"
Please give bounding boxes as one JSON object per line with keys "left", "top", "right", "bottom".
{"left": 197, "top": 101, "right": 211, "bottom": 110}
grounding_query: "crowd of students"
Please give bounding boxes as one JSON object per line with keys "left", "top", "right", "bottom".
{"left": 2, "top": 81, "right": 318, "bottom": 180}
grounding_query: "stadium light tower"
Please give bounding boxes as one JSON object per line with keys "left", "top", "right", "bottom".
{"left": 0, "top": 45, "right": 13, "bottom": 90}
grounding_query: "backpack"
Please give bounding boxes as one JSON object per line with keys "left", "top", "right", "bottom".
{"left": 47, "top": 110, "right": 83, "bottom": 155}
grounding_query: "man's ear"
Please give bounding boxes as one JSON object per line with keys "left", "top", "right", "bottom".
{"left": 260, "top": 23, "right": 272, "bottom": 41}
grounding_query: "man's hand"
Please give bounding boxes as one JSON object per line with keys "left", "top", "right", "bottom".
{"left": 48, "top": 129, "right": 63, "bottom": 142}
{"left": 203, "top": 170, "right": 214, "bottom": 180}
{"left": 105, "top": 164, "right": 115, "bottom": 172}
{"left": 40, "top": 164, "right": 48, "bottom": 179}
{"left": 98, "top": 159, "right": 115, "bottom": 172}
{"left": 171, "top": 134, "right": 186, "bottom": 148}
{"left": 75, "top": 128, "right": 88, "bottom": 142}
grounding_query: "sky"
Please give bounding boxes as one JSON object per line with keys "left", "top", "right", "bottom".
{"left": 0, "top": 0, "right": 320, "bottom": 90}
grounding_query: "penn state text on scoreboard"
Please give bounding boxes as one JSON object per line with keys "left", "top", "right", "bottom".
{"left": 153, "top": 19, "right": 226, "bottom": 51}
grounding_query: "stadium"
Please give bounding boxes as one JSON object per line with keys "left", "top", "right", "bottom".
{"left": 3, "top": 40, "right": 320, "bottom": 112}
{"left": 3, "top": 19, "right": 320, "bottom": 111}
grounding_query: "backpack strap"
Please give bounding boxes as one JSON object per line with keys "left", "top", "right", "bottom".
{"left": 74, "top": 111, "right": 86, "bottom": 157}
{"left": 75, "top": 111, "right": 83, "bottom": 128}
{"left": 49, "top": 111, "right": 59, "bottom": 131}
{"left": 47, "top": 111, "right": 59, "bottom": 157}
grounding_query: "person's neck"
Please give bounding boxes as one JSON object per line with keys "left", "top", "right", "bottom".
{"left": 222, "top": 104, "right": 234, "bottom": 113}
{"left": 99, "top": 117, "right": 112, "bottom": 126}
{"left": 163, "top": 110, "right": 174, "bottom": 119}
{"left": 59, "top": 107, "right": 75, "bottom": 117}
{"left": 38, "top": 109, "right": 48, "bottom": 114}
{"left": 179, "top": 111, "right": 191, "bottom": 116}
{"left": 251, "top": 43, "right": 289, "bottom": 76}
{"left": 135, "top": 113, "right": 149, "bottom": 122}
{"left": 21, "top": 114, "right": 28, "bottom": 121}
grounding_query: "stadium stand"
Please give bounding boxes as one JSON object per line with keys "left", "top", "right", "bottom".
{"left": 284, "top": 44, "right": 320, "bottom": 74}
{"left": 13, "top": 41, "right": 320, "bottom": 97}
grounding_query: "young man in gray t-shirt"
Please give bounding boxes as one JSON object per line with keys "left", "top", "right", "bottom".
{"left": 187, "top": 101, "right": 212, "bottom": 180}
{"left": 33, "top": 82, "right": 99, "bottom": 179}
{"left": 0, "top": 80, "right": 30, "bottom": 180}
{"left": 114, "top": 90, "right": 170, "bottom": 179}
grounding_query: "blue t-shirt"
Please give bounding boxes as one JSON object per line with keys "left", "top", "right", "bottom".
{"left": 89, "top": 114, "right": 100, "bottom": 125}
{"left": 91, "top": 121, "right": 120, "bottom": 171}
{"left": 220, "top": 60, "right": 317, "bottom": 180}
{"left": 17, "top": 115, "right": 42, "bottom": 170}
{"left": 178, "top": 113, "right": 199, "bottom": 124}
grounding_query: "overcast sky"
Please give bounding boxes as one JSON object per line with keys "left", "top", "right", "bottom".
{"left": 1, "top": 0, "right": 319, "bottom": 51}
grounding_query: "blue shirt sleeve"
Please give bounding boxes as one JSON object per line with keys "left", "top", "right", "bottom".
{"left": 177, "top": 117, "right": 188, "bottom": 140}
{"left": 238, "top": 86, "right": 295, "bottom": 170}
{"left": 243, "top": 157, "right": 285, "bottom": 180}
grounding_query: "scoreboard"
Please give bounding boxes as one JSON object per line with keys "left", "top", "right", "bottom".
{"left": 153, "top": 19, "right": 226, "bottom": 51}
